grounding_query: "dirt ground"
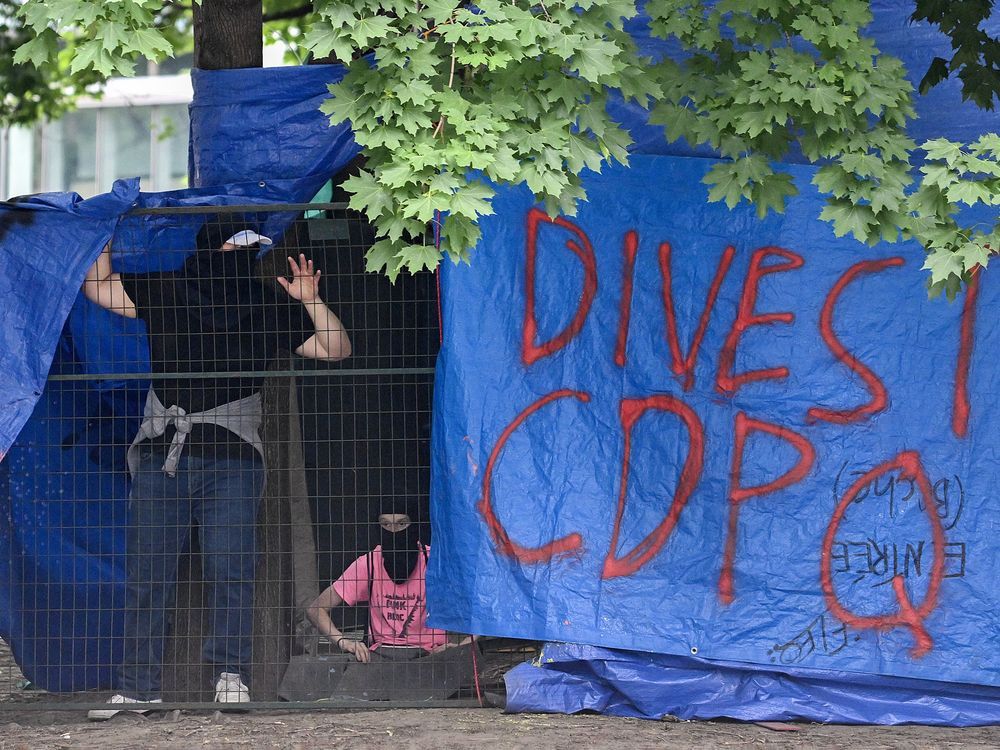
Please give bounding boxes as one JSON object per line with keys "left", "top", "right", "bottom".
{"left": 4, "top": 642, "right": 1000, "bottom": 749}
{"left": 1, "top": 707, "right": 1000, "bottom": 750}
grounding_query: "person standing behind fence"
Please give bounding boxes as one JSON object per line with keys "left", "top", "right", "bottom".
{"left": 82, "top": 218, "right": 351, "bottom": 719}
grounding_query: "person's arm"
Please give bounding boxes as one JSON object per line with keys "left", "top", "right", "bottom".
{"left": 306, "top": 584, "right": 370, "bottom": 663}
{"left": 81, "top": 242, "right": 137, "bottom": 318}
{"left": 276, "top": 254, "right": 352, "bottom": 362}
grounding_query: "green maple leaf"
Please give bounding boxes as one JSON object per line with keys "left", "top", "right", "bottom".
{"left": 751, "top": 173, "right": 797, "bottom": 218}
{"left": 456, "top": 48, "right": 490, "bottom": 67}
{"left": 737, "top": 107, "right": 779, "bottom": 137}
{"left": 343, "top": 171, "right": 394, "bottom": 218}
{"left": 404, "top": 192, "right": 443, "bottom": 223}
{"left": 12, "top": 31, "right": 57, "bottom": 68}
{"left": 570, "top": 39, "right": 620, "bottom": 82}
{"left": 70, "top": 40, "right": 114, "bottom": 76}
{"left": 957, "top": 241, "right": 991, "bottom": 272}
{"left": 869, "top": 185, "right": 903, "bottom": 214}
{"left": 806, "top": 86, "right": 845, "bottom": 116}
{"left": 484, "top": 145, "right": 520, "bottom": 181}
{"left": 18, "top": 1, "right": 53, "bottom": 32}
{"left": 304, "top": 22, "right": 354, "bottom": 62}
{"left": 704, "top": 162, "right": 747, "bottom": 209}
{"left": 973, "top": 134, "right": 1000, "bottom": 152}
{"left": 395, "top": 107, "right": 434, "bottom": 135}
{"left": 441, "top": 215, "right": 481, "bottom": 260}
{"left": 100, "top": 22, "right": 129, "bottom": 53}
{"left": 813, "top": 165, "right": 855, "bottom": 198}
{"left": 397, "top": 243, "right": 442, "bottom": 274}
{"left": 820, "top": 200, "right": 877, "bottom": 241}
{"left": 420, "top": 0, "right": 461, "bottom": 22}
{"left": 946, "top": 181, "right": 991, "bottom": 205}
{"left": 922, "top": 138, "right": 964, "bottom": 164}
{"left": 350, "top": 15, "right": 395, "bottom": 47}
{"left": 393, "top": 78, "right": 436, "bottom": 105}
{"left": 125, "top": 28, "right": 174, "bottom": 58}
{"left": 922, "top": 247, "right": 963, "bottom": 285}
{"left": 449, "top": 182, "right": 495, "bottom": 219}
{"left": 322, "top": 5, "right": 359, "bottom": 29}
{"left": 365, "top": 239, "right": 406, "bottom": 282}
{"left": 920, "top": 163, "right": 958, "bottom": 189}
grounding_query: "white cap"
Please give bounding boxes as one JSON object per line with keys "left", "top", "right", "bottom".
{"left": 225, "top": 229, "right": 273, "bottom": 247}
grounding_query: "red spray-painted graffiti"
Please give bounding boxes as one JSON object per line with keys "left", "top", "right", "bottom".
{"left": 660, "top": 240, "right": 735, "bottom": 390}
{"left": 953, "top": 267, "right": 980, "bottom": 438}
{"left": 477, "top": 388, "right": 587, "bottom": 564}
{"left": 614, "top": 230, "right": 638, "bottom": 368}
{"left": 521, "top": 208, "right": 597, "bottom": 366}
{"left": 820, "top": 451, "right": 946, "bottom": 657}
{"left": 603, "top": 395, "right": 705, "bottom": 579}
{"left": 719, "top": 413, "right": 816, "bottom": 605}
{"left": 716, "top": 246, "right": 803, "bottom": 395}
{"left": 477, "top": 210, "right": 980, "bottom": 658}
{"left": 806, "top": 258, "right": 904, "bottom": 425}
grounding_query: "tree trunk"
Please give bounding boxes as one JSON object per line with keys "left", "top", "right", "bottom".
{"left": 193, "top": 0, "right": 264, "bottom": 70}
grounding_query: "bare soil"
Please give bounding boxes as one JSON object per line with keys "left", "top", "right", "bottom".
{"left": 1, "top": 708, "right": 1000, "bottom": 750}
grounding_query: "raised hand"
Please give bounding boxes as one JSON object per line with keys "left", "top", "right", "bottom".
{"left": 277, "top": 253, "right": 321, "bottom": 302}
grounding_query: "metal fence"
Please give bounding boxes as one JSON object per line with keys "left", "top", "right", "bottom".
{"left": 0, "top": 203, "right": 532, "bottom": 714}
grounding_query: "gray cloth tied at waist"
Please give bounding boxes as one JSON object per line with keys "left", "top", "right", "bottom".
{"left": 127, "top": 389, "right": 264, "bottom": 477}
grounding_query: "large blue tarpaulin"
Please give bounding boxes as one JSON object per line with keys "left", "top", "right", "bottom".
{"left": 427, "top": 151, "right": 1000, "bottom": 721}
{"left": 428, "top": 155, "right": 999, "bottom": 688}
{"left": 425, "top": 3, "right": 1000, "bottom": 724}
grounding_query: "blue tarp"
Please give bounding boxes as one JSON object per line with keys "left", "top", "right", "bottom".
{"left": 428, "top": 155, "right": 999, "bottom": 694}
{"left": 188, "top": 64, "right": 360, "bottom": 189}
{"left": 426, "top": 4, "right": 1000, "bottom": 724}
{"left": 505, "top": 644, "right": 1000, "bottom": 725}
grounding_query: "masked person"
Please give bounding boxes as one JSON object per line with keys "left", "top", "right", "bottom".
{"left": 82, "top": 219, "right": 351, "bottom": 720}
{"left": 307, "top": 500, "right": 447, "bottom": 659}
{"left": 296, "top": 500, "right": 475, "bottom": 701}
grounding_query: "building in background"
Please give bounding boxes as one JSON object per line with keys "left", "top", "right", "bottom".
{"left": 0, "top": 47, "right": 297, "bottom": 200}
{"left": 1, "top": 72, "right": 192, "bottom": 200}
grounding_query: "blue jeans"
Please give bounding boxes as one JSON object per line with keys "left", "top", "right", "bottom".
{"left": 118, "top": 449, "right": 265, "bottom": 700}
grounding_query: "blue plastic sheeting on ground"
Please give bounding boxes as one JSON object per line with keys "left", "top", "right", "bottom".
{"left": 612, "top": 3, "right": 1000, "bottom": 156}
{"left": 0, "top": 177, "right": 329, "bottom": 691}
{"left": 189, "top": 65, "right": 360, "bottom": 189}
{"left": 427, "top": 154, "right": 999, "bottom": 711}
{"left": 505, "top": 643, "right": 1000, "bottom": 726}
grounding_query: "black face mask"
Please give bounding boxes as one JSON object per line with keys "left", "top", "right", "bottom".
{"left": 178, "top": 246, "right": 261, "bottom": 332}
{"left": 380, "top": 522, "right": 422, "bottom": 585}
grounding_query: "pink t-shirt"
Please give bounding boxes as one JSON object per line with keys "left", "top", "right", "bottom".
{"left": 332, "top": 544, "right": 447, "bottom": 651}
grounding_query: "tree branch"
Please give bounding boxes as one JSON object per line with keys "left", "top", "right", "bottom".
{"left": 263, "top": 3, "right": 313, "bottom": 23}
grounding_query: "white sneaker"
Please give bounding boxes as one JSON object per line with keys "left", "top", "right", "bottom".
{"left": 214, "top": 672, "right": 250, "bottom": 704}
{"left": 88, "top": 694, "right": 162, "bottom": 721}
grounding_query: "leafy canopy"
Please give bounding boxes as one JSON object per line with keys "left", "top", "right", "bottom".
{"left": 12, "top": 0, "right": 1000, "bottom": 294}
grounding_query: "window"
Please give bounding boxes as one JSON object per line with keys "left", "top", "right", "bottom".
{"left": 151, "top": 104, "right": 191, "bottom": 191}
{"left": 41, "top": 109, "right": 98, "bottom": 196}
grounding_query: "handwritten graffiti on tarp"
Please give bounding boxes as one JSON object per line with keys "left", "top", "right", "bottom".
{"left": 477, "top": 208, "right": 981, "bottom": 659}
